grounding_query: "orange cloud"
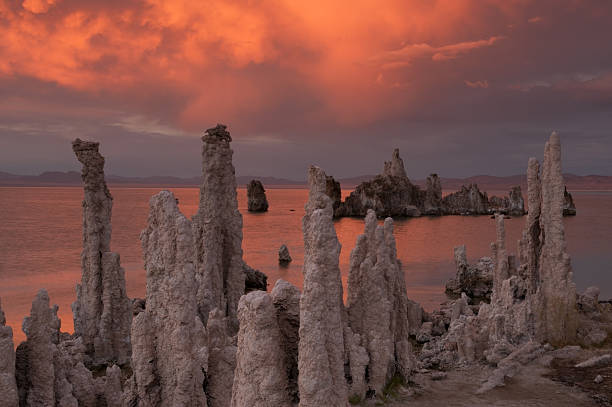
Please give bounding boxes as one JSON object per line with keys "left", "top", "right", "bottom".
{"left": 465, "top": 80, "right": 490, "bottom": 88}
{"left": 372, "top": 36, "right": 504, "bottom": 70}
{"left": 21, "top": 0, "right": 56, "bottom": 14}
{"left": 0, "top": 0, "right": 602, "bottom": 132}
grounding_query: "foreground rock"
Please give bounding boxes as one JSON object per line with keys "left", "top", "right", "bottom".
{"left": 16, "top": 290, "right": 102, "bottom": 406}
{"left": 537, "top": 132, "right": 578, "bottom": 344}
{"left": 271, "top": 279, "right": 301, "bottom": 403}
{"left": 71, "top": 138, "right": 132, "bottom": 366}
{"left": 243, "top": 263, "right": 268, "bottom": 292}
{"left": 192, "top": 124, "right": 246, "bottom": 333}
{"left": 445, "top": 245, "right": 494, "bottom": 300}
{"left": 0, "top": 298, "right": 18, "bottom": 406}
{"left": 231, "top": 291, "right": 291, "bottom": 407}
{"left": 205, "top": 309, "right": 237, "bottom": 407}
{"left": 127, "top": 191, "right": 207, "bottom": 405}
{"left": 347, "top": 209, "right": 415, "bottom": 395}
{"left": 247, "top": 180, "right": 269, "bottom": 212}
{"left": 421, "top": 132, "right": 588, "bottom": 391}
{"left": 298, "top": 166, "right": 348, "bottom": 406}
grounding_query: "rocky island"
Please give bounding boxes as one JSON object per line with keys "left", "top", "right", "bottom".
{"left": 0, "top": 129, "right": 603, "bottom": 407}
{"left": 247, "top": 180, "right": 269, "bottom": 212}
{"left": 334, "top": 148, "right": 578, "bottom": 219}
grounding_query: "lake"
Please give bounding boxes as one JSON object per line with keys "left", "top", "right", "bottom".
{"left": 1, "top": 186, "right": 610, "bottom": 344}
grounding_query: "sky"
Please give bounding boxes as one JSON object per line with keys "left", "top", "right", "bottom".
{"left": 0, "top": 0, "right": 611, "bottom": 180}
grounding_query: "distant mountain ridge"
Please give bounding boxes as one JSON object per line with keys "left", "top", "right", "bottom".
{"left": 1, "top": 170, "right": 611, "bottom": 191}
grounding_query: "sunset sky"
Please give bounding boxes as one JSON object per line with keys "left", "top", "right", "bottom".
{"left": 1, "top": 0, "right": 611, "bottom": 180}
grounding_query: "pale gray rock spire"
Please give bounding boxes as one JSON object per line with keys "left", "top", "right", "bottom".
{"left": 192, "top": 124, "right": 245, "bottom": 333}
{"left": 71, "top": 138, "right": 131, "bottom": 365}
{"left": 129, "top": 191, "right": 208, "bottom": 406}
{"left": 518, "top": 157, "right": 542, "bottom": 294}
{"left": 0, "top": 298, "right": 18, "bottom": 407}
{"left": 231, "top": 291, "right": 292, "bottom": 407}
{"left": 270, "top": 279, "right": 301, "bottom": 403}
{"left": 347, "top": 209, "right": 415, "bottom": 395}
{"left": 298, "top": 165, "right": 348, "bottom": 407}
{"left": 17, "top": 290, "right": 99, "bottom": 406}
{"left": 536, "top": 132, "right": 577, "bottom": 345}
{"left": 206, "top": 309, "right": 236, "bottom": 407}
{"left": 19, "top": 290, "right": 59, "bottom": 406}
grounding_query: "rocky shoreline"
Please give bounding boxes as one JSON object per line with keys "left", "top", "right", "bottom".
{"left": 0, "top": 129, "right": 604, "bottom": 407}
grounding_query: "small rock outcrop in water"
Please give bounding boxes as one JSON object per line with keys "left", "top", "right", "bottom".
{"left": 247, "top": 180, "right": 269, "bottom": 212}
{"left": 127, "top": 191, "right": 207, "bottom": 405}
{"left": 278, "top": 244, "right": 292, "bottom": 264}
{"left": 445, "top": 245, "right": 494, "bottom": 300}
{"left": 442, "top": 184, "right": 489, "bottom": 215}
{"left": 298, "top": 166, "right": 349, "bottom": 406}
{"left": 488, "top": 186, "right": 525, "bottom": 216}
{"left": 0, "top": 298, "right": 18, "bottom": 406}
{"left": 192, "top": 124, "right": 246, "bottom": 333}
{"left": 336, "top": 149, "right": 424, "bottom": 218}
{"left": 508, "top": 186, "right": 526, "bottom": 216}
{"left": 423, "top": 173, "right": 443, "bottom": 215}
{"left": 231, "top": 291, "right": 292, "bottom": 407}
{"left": 564, "top": 186, "right": 577, "bottom": 216}
{"left": 347, "top": 209, "right": 415, "bottom": 395}
{"left": 71, "top": 138, "right": 131, "bottom": 365}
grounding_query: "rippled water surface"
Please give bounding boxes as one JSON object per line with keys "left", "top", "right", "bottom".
{"left": 1, "top": 186, "right": 611, "bottom": 344}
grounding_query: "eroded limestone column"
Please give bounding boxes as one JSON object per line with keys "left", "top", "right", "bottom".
{"left": 71, "top": 139, "right": 131, "bottom": 365}
{"left": 231, "top": 291, "right": 291, "bottom": 407}
{"left": 347, "top": 209, "right": 414, "bottom": 395}
{"left": 192, "top": 125, "right": 245, "bottom": 334}
{"left": 537, "top": 132, "right": 577, "bottom": 345}
{"left": 130, "top": 190, "right": 208, "bottom": 406}
{"left": 298, "top": 166, "right": 348, "bottom": 407}
{"left": 0, "top": 298, "right": 18, "bottom": 406}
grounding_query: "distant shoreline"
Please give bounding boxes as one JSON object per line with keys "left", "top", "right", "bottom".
{"left": 2, "top": 170, "right": 612, "bottom": 190}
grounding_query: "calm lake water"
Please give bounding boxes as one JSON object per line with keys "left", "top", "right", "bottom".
{"left": 0, "top": 186, "right": 611, "bottom": 344}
